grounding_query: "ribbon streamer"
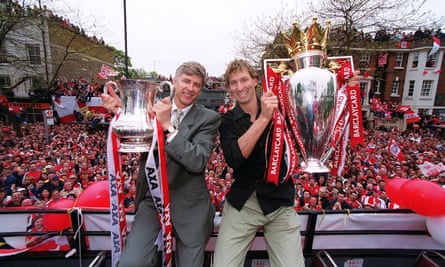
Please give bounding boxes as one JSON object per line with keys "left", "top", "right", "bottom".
{"left": 107, "top": 113, "right": 128, "bottom": 267}
{"left": 145, "top": 119, "right": 173, "bottom": 267}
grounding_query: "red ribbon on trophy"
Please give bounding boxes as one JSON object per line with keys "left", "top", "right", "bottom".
{"left": 145, "top": 119, "right": 173, "bottom": 267}
{"left": 330, "top": 60, "right": 365, "bottom": 176}
{"left": 337, "top": 60, "right": 365, "bottom": 150}
{"left": 347, "top": 83, "right": 365, "bottom": 149}
{"left": 263, "top": 67, "right": 298, "bottom": 185}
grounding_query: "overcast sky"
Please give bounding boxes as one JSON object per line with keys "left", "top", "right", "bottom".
{"left": 47, "top": 0, "right": 444, "bottom": 78}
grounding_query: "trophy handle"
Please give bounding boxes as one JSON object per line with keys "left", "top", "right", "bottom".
{"left": 158, "top": 81, "right": 173, "bottom": 101}
{"left": 103, "top": 81, "right": 120, "bottom": 96}
{"left": 102, "top": 81, "right": 122, "bottom": 115}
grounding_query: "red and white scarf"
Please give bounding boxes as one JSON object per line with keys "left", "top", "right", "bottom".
{"left": 145, "top": 119, "right": 173, "bottom": 267}
{"left": 107, "top": 113, "right": 128, "bottom": 267}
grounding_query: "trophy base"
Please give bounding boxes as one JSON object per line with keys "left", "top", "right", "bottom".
{"left": 119, "top": 138, "right": 151, "bottom": 153}
{"left": 300, "top": 158, "right": 330, "bottom": 173}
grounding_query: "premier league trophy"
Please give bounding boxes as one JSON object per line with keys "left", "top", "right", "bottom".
{"left": 275, "top": 17, "right": 346, "bottom": 173}
{"left": 282, "top": 18, "right": 337, "bottom": 173}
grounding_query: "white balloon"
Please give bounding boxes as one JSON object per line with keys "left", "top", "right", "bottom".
{"left": 426, "top": 216, "right": 445, "bottom": 246}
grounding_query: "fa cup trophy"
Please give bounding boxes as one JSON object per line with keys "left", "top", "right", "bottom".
{"left": 266, "top": 18, "right": 361, "bottom": 173}
{"left": 104, "top": 79, "right": 173, "bottom": 153}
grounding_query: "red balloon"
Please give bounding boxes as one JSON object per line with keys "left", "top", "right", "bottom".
{"left": 76, "top": 180, "right": 110, "bottom": 209}
{"left": 43, "top": 198, "right": 75, "bottom": 231}
{"left": 385, "top": 178, "right": 410, "bottom": 208}
{"left": 402, "top": 179, "right": 445, "bottom": 216}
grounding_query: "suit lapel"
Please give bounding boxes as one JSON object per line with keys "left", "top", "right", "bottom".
{"left": 166, "top": 105, "right": 199, "bottom": 164}
{"left": 179, "top": 104, "right": 199, "bottom": 134}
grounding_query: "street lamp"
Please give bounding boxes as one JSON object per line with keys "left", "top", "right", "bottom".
{"left": 123, "top": 0, "right": 129, "bottom": 77}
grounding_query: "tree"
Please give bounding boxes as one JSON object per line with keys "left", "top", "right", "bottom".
{"left": 234, "top": 0, "right": 443, "bottom": 64}
{"left": 129, "top": 68, "right": 150, "bottom": 79}
{"left": 233, "top": 4, "right": 311, "bottom": 68}
{"left": 0, "top": 1, "right": 24, "bottom": 46}
{"left": 0, "top": 1, "right": 118, "bottom": 134}
{"left": 113, "top": 48, "right": 132, "bottom": 78}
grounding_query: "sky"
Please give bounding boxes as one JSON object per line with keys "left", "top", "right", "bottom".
{"left": 46, "top": 0, "right": 444, "bottom": 78}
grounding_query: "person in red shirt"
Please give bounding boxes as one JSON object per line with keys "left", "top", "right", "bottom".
{"left": 214, "top": 183, "right": 225, "bottom": 212}
{"left": 345, "top": 191, "right": 363, "bottom": 209}
{"left": 328, "top": 191, "right": 352, "bottom": 210}
{"left": 0, "top": 95, "right": 8, "bottom": 106}
{"left": 304, "top": 176, "right": 320, "bottom": 196}
{"left": 124, "top": 183, "right": 136, "bottom": 211}
{"left": 298, "top": 190, "right": 312, "bottom": 210}
{"left": 25, "top": 163, "right": 42, "bottom": 183}
{"left": 302, "top": 196, "right": 321, "bottom": 211}
{"left": 8, "top": 102, "right": 26, "bottom": 123}
{"left": 362, "top": 189, "right": 380, "bottom": 209}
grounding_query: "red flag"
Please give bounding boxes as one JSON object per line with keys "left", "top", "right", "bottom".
{"left": 97, "top": 64, "right": 119, "bottom": 79}
{"left": 397, "top": 105, "right": 411, "bottom": 113}
{"left": 378, "top": 52, "right": 388, "bottom": 67}
{"left": 405, "top": 109, "right": 421, "bottom": 124}
{"left": 96, "top": 72, "right": 107, "bottom": 80}
{"left": 397, "top": 41, "right": 411, "bottom": 48}
{"left": 417, "top": 161, "right": 441, "bottom": 177}
{"left": 388, "top": 138, "right": 405, "bottom": 161}
{"left": 370, "top": 97, "right": 383, "bottom": 112}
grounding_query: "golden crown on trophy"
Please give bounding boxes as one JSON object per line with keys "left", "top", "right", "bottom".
{"left": 281, "top": 17, "right": 330, "bottom": 58}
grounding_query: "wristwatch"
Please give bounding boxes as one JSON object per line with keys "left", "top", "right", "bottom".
{"left": 164, "top": 126, "right": 176, "bottom": 134}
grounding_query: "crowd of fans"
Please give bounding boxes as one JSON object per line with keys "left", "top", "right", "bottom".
{"left": 1, "top": 68, "right": 445, "bottom": 213}
{"left": 5, "top": 1, "right": 107, "bottom": 47}
{"left": 330, "top": 26, "right": 444, "bottom": 44}
{"left": 1, "top": 111, "right": 444, "bottom": 215}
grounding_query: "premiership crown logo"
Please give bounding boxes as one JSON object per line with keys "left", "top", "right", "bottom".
{"left": 281, "top": 17, "right": 330, "bottom": 58}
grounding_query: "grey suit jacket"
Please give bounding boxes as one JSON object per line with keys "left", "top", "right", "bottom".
{"left": 135, "top": 103, "right": 221, "bottom": 247}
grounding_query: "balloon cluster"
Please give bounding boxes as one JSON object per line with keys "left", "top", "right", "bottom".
{"left": 386, "top": 178, "right": 445, "bottom": 245}
{"left": 43, "top": 181, "right": 111, "bottom": 231}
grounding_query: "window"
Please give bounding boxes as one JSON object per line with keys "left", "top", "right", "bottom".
{"left": 425, "top": 53, "right": 438, "bottom": 68}
{"left": 0, "top": 75, "right": 11, "bottom": 88}
{"left": 395, "top": 53, "right": 403, "bottom": 68}
{"left": 360, "top": 54, "right": 370, "bottom": 63}
{"left": 359, "top": 54, "right": 370, "bottom": 69}
{"left": 391, "top": 78, "right": 400, "bottom": 96}
{"left": 27, "top": 44, "right": 41, "bottom": 65}
{"left": 420, "top": 80, "right": 433, "bottom": 97}
{"left": 411, "top": 52, "right": 419, "bottom": 68}
{"left": 408, "top": 80, "right": 415, "bottom": 97}
{"left": 374, "top": 80, "right": 381, "bottom": 94}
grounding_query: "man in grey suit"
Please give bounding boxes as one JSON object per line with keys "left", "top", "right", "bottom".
{"left": 102, "top": 61, "right": 221, "bottom": 267}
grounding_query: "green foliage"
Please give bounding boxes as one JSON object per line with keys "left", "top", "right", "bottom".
{"left": 128, "top": 68, "right": 151, "bottom": 79}
{"left": 113, "top": 48, "right": 132, "bottom": 76}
